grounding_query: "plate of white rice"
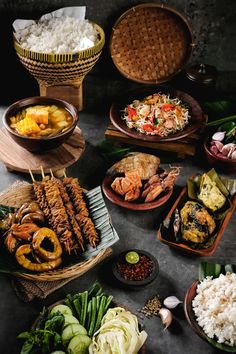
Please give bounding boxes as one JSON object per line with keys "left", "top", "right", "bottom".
{"left": 184, "top": 272, "right": 236, "bottom": 352}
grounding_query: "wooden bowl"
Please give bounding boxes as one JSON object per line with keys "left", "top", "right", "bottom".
{"left": 110, "top": 86, "right": 205, "bottom": 142}
{"left": 2, "top": 96, "right": 78, "bottom": 152}
{"left": 102, "top": 174, "right": 173, "bottom": 211}
{"left": 112, "top": 249, "right": 159, "bottom": 288}
{"left": 204, "top": 136, "right": 236, "bottom": 174}
{"left": 157, "top": 183, "right": 236, "bottom": 256}
{"left": 184, "top": 281, "right": 236, "bottom": 352}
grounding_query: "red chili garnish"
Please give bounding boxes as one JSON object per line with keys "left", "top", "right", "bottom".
{"left": 142, "top": 124, "right": 154, "bottom": 132}
{"left": 161, "top": 103, "right": 174, "bottom": 111}
{"left": 117, "top": 254, "right": 153, "bottom": 281}
{"left": 127, "top": 106, "right": 137, "bottom": 120}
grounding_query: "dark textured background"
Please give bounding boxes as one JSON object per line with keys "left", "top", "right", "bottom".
{"left": 0, "top": 0, "right": 236, "bottom": 107}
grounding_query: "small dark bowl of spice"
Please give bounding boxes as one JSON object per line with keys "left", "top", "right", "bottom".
{"left": 112, "top": 249, "right": 159, "bottom": 288}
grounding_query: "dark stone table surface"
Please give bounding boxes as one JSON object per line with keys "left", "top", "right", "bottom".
{"left": 0, "top": 106, "right": 235, "bottom": 354}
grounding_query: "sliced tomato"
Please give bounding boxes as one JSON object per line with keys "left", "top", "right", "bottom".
{"left": 127, "top": 105, "right": 137, "bottom": 120}
{"left": 161, "top": 103, "right": 174, "bottom": 111}
{"left": 142, "top": 124, "right": 155, "bottom": 132}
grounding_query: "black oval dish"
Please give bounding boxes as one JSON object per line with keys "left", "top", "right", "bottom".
{"left": 112, "top": 249, "right": 159, "bottom": 288}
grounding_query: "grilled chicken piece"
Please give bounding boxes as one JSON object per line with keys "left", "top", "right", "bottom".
{"left": 111, "top": 171, "right": 142, "bottom": 202}
{"left": 108, "top": 152, "right": 160, "bottom": 180}
{"left": 180, "top": 201, "right": 216, "bottom": 243}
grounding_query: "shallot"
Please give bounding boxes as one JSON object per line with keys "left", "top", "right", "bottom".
{"left": 159, "top": 308, "right": 173, "bottom": 329}
{"left": 212, "top": 131, "right": 225, "bottom": 141}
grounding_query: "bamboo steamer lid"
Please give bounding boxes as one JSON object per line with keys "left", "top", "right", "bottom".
{"left": 110, "top": 3, "right": 194, "bottom": 84}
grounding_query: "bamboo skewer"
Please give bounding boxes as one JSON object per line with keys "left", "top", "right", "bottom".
{"left": 40, "top": 166, "right": 45, "bottom": 179}
{"left": 29, "top": 168, "right": 35, "bottom": 182}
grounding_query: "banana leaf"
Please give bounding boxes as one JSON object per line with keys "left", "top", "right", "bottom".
{"left": 164, "top": 169, "right": 235, "bottom": 250}
{"left": 198, "top": 262, "right": 236, "bottom": 352}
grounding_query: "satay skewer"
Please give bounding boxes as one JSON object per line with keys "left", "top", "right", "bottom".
{"left": 29, "top": 169, "right": 35, "bottom": 182}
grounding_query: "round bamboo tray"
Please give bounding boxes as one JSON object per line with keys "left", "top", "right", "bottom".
{"left": 14, "top": 22, "right": 105, "bottom": 87}
{"left": 110, "top": 3, "right": 194, "bottom": 84}
{"left": 0, "top": 182, "right": 112, "bottom": 281}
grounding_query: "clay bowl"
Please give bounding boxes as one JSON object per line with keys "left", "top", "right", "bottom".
{"left": 184, "top": 281, "right": 236, "bottom": 352}
{"left": 102, "top": 174, "right": 173, "bottom": 211}
{"left": 112, "top": 249, "right": 159, "bottom": 288}
{"left": 110, "top": 86, "right": 205, "bottom": 142}
{"left": 2, "top": 96, "right": 78, "bottom": 152}
{"left": 204, "top": 136, "right": 236, "bottom": 174}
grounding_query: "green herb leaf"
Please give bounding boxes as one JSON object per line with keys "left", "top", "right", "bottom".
{"left": 154, "top": 117, "right": 158, "bottom": 125}
{"left": 20, "top": 341, "right": 35, "bottom": 354}
{"left": 18, "top": 332, "right": 32, "bottom": 340}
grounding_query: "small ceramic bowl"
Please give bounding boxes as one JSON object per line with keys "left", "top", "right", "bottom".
{"left": 112, "top": 249, "right": 159, "bottom": 288}
{"left": 204, "top": 136, "right": 236, "bottom": 174}
{"left": 2, "top": 96, "right": 78, "bottom": 152}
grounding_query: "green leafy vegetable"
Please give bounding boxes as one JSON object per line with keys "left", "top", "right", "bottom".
{"left": 97, "top": 140, "right": 132, "bottom": 163}
{"left": 207, "top": 114, "right": 236, "bottom": 127}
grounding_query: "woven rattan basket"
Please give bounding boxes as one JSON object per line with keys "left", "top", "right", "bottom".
{"left": 0, "top": 182, "right": 112, "bottom": 282}
{"left": 14, "top": 22, "right": 105, "bottom": 87}
{"left": 110, "top": 3, "right": 194, "bottom": 84}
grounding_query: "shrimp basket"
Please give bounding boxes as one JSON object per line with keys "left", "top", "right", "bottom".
{"left": 110, "top": 3, "right": 194, "bottom": 84}
{"left": 0, "top": 181, "right": 116, "bottom": 282}
{"left": 13, "top": 22, "right": 105, "bottom": 109}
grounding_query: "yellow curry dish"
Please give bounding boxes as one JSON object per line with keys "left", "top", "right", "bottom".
{"left": 10, "top": 104, "right": 73, "bottom": 137}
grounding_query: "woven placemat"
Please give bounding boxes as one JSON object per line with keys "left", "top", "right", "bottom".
{"left": 12, "top": 275, "right": 79, "bottom": 302}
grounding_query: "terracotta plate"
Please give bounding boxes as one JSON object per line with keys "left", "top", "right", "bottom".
{"left": 157, "top": 181, "right": 236, "bottom": 256}
{"left": 110, "top": 87, "right": 205, "bottom": 142}
{"left": 102, "top": 174, "right": 173, "bottom": 211}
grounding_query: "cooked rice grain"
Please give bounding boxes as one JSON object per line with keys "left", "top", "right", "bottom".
{"left": 192, "top": 273, "right": 236, "bottom": 347}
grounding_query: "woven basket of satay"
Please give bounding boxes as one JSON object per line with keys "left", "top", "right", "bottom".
{"left": 0, "top": 169, "right": 117, "bottom": 281}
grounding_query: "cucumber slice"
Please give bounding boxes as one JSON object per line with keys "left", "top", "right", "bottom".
{"left": 68, "top": 334, "right": 91, "bottom": 354}
{"left": 51, "top": 304, "right": 73, "bottom": 316}
{"left": 62, "top": 323, "right": 87, "bottom": 346}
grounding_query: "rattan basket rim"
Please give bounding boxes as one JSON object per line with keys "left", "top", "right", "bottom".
{"left": 14, "top": 22, "right": 105, "bottom": 63}
{"left": 110, "top": 2, "right": 194, "bottom": 84}
{"left": 0, "top": 181, "right": 112, "bottom": 282}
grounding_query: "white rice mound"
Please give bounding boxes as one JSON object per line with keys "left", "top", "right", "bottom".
{"left": 16, "top": 16, "right": 98, "bottom": 53}
{"left": 192, "top": 273, "right": 236, "bottom": 347}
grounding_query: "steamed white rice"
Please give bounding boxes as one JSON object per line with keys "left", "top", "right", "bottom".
{"left": 16, "top": 16, "right": 98, "bottom": 53}
{"left": 192, "top": 272, "right": 236, "bottom": 347}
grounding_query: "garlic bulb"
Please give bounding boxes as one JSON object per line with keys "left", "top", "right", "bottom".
{"left": 163, "top": 296, "right": 182, "bottom": 309}
{"left": 159, "top": 308, "right": 173, "bottom": 329}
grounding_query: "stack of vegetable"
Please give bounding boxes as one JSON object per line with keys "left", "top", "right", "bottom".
{"left": 18, "top": 282, "right": 147, "bottom": 354}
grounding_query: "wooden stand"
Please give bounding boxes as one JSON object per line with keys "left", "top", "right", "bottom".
{"left": 105, "top": 124, "right": 201, "bottom": 158}
{"left": 0, "top": 127, "right": 85, "bottom": 176}
{"left": 39, "top": 82, "right": 83, "bottom": 111}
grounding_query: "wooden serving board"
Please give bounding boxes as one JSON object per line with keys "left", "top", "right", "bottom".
{"left": 0, "top": 126, "right": 85, "bottom": 176}
{"left": 105, "top": 123, "right": 201, "bottom": 158}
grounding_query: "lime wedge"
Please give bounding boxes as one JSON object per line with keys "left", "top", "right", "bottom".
{"left": 125, "top": 251, "right": 140, "bottom": 264}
